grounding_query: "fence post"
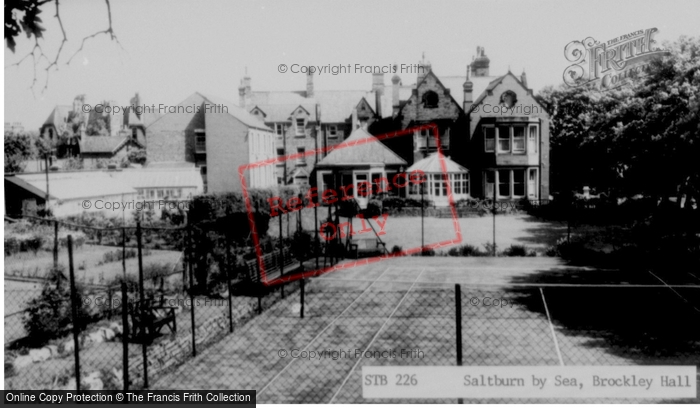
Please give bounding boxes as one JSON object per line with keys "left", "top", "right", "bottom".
{"left": 300, "top": 278, "right": 305, "bottom": 319}
{"left": 225, "top": 229, "right": 234, "bottom": 334}
{"left": 53, "top": 220, "right": 59, "bottom": 269}
{"left": 67, "top": 235, "right": 81, "bottom": 391}
{"left": 455, "top": 283, "right": 463, "bottom": 404}
{"left": 188, "top": 225, "right": 197, "bottom": 357}
{"left": 122, "top": 227, "right": 127, "bottom": 279}
{"left": 121, "top": 281, "right": 129, "bottom": 391}
{"left": 136, "top": 220, "right": 148, "bottom": 388}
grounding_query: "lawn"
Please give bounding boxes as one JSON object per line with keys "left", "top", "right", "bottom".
{"left": 268, "top": 208, "right": 568, "bottom": 254}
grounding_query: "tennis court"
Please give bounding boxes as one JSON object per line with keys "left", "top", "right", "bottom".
{"left": 154, "top": 258, "right": 700, "bottom": 403}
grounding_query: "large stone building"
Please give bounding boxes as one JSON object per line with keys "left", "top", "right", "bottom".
{"left": 237, "top": 70, "right": 413, "bottom": 185}
{"left": 145, "top": 92, "right": 276, "bottom": 193}
{"left": 370, "top": 48, "right": 550, "bottom": 202}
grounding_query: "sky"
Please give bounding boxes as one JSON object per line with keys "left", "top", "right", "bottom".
{"left": 3, "top": 0, "right": 700, "bottom": 130}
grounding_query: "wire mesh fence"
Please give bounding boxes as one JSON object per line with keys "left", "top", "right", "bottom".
{"left": 4, "top": 216, "right": 699, "bottom": 403}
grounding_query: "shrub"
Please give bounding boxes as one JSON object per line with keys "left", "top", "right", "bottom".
{"left": 447, "top": 244, "right": 487, "bottom": 257}
{"left": 23, "top": 266, "right": 90, "bottom": 345}
{"left": 501, "top": 244, "right": 530, "bottom": 257}
{"left": 390, "top": 245, "right": 403, "bottom": 254}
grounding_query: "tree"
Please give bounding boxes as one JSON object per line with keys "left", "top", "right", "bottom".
{"left": 4, "top": 131, "right": 34, "bottom": 173}
{"left": 539, "top": 36, "right": 700, "bottom": 206}
{"left": 4, "top": 130, "right": 51, "bottom": 173}
{"left": 5, "top": 0, "right": 121, "bottom": 92}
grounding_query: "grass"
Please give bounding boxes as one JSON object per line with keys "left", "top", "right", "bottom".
{"left": 268, "top": 207, "right": 566, "bottom": 255}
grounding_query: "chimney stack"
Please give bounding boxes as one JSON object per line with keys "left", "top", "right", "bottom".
{"left": 521, "top": 70, "right": 528, "bottom": 89}
{"left": 463, "top": 65, "right": 474, "bottom": 114}
{"left": 471, "top": 46, "right": 490, "bottom": 77}
{"left": 238, "top": 81, "right": 246, "bottom": 107}
{"left": 391, "top": 75, "right": 401, "bottom": 116}
{"left": 306, "top": 70, "right": 314, "bottom": 98}
{"left": 372, "top": 73, "right": 384, "bottom": 118}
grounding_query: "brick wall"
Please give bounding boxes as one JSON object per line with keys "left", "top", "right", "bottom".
{"left": 146, "top": 94, "right": 206, "bottom": 163}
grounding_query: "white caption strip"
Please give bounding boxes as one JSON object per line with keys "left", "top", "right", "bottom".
{"left": 362, "top": 366, "right": 696, "bottom": 399}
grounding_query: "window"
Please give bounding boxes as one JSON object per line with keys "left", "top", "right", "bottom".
{"left": 497, "top": 126, "right": 510, "bottom": 152}
{"left": 131, "top": 127, "right": 138, "bottom": 140}
{"left": 414, "top": 129, "right": 428, "bottom": 150}
{"left": 484, "top": 127, "right": 495, "bottom": 152}
{"left": 441, "top": 128, "right": 450, "bottom": 150}
{"left": 422, "top": 91, "right": 439, "bottom": 108}
{"left": 528, "top": 125, "right": 538, "bottom": 153}
{"left": 513, "top": 170, "right": 525, "bottom": 197}
{"left": 453, "top": 173, "right": 468, "bottom": 195}
{"left": 276, "top": 148, "right": 285, "bottom": 167}
{"left": 498, "top": 170, "right": 510, "bottom": 197}
{"left": 195, "top": 130, "right": 206, "bottom": 153}
{"left": 275, "top": 124, "right": 284, "bottom": 138}
{"left": 296, "top": 146, "right": 306, "bottom": 165}
{"left": 327, "top": 125, "right": 338, "bottom": 139}
{"left": 295, "top": 118, "right": 305, "bottom": 137}
{"left": 513, "top": 127, "right": 525, "bottom": 153}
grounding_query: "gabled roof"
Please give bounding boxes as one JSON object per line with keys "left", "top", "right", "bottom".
{"left": 197, "top": 93, "right": 271, "bottom": 131}
{"left": 5, "top": 176, "right": 55, "bottom": 200}
{"left": 439, "top": 75, "right": 500, "bottom": 108}
{"left": 317, "top": 127, "right": 406, "bottom": 167}
{"left": 42, "top": 105, "right": 72, "bottom": 127}
{"left": 81, "top": 136, "right": 139, "bottom": 154}
{"left": 397, "top": 70, "right": 465, "bottom": 117}
{"left": 407, "top": 151, "right": 468, "bottom": 174}
{"left": 471, "top": 71, "right": 538, "bottom": 107}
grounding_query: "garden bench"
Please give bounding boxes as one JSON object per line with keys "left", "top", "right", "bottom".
{"left": 129, "top": 297, "right": 177, "bottom": 344}
{"left": 348, "top": 238, "right": 387, "bottom": 258}
{"left": 244, "top": 248, "right": 300, "bottom": 285}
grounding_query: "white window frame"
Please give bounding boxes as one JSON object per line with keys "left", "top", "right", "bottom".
{"left": 496, "top": 126, "right": 511, "bottom": 153}
{"left": 194, "top": 129, "right": 206, "bottom": 153}
{"left": 327, "top": 125, "right": 338, "bottom": 139}
{"left": 483, "top": 125, "right": 495, "bottom": 152}
{"left": 512, "top": 169, "right": 526, "bottom": 198}
{"left": 275, "top": 123, "right": 285, "bottom": 138}
{"left": 295, "top": 118, "right": 306, "bottom": 137}
{"left": 513, "top": 126, "right": 526, "bottom": 154}
{"left": 528, "top": 124, "right": 538, "bottom": 154}
{"left": 296, "top": 146, "right": 306, "bottom": 165}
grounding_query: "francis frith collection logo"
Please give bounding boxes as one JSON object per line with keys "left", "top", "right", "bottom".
{"left": 563, "top": 28, "right": 669, "bottom": 90}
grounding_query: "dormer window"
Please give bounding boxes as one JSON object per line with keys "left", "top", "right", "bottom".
{"left": 422, "top": 91, "right": 439, "bottom": 108}
{"left": 295, "top": 118, "right": 305, "bottom": 137}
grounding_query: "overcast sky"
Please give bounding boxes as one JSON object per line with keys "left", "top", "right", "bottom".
{"left": 4, "top": 0, "right": 699, "bottom": 130}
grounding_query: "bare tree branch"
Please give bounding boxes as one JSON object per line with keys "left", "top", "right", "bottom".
{"left": 42, "top": 0, "right": 68, "bottom": 90}
{"left": 5, "top": 0, "right": 122, "bottom": 93}
{"left": 66, "top": 0, "right": 123, "bottom": 66}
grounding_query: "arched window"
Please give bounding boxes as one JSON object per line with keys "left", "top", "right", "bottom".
{"left": 422, "top": 91, "right": 439, "bottom": 108}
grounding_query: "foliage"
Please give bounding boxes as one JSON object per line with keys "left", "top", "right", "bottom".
{"left": 4, "top": 131, "right": 34, "bottom": 173}
{"left": 501, "top": 244, "right": 536, "bottom": 257}
{"left": 539, "top": 36, "right": 700, "bottom": 204}
{"left": 4, "top": 0, "right": 46, "bottom": 53}
{"left": 22, "top": 265, "right": 90, "bottom": 346}
{"left": 380, "top": 196, "right": 432, "bottom": 209}
{"left": 127, "top": 148, "right": 147, "bottom": 165}
{"left": 446, "top": 244, "right": 487, "bottom": 257}
{"left": 4, "top": 220, "right": 86, "bottom": 256}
